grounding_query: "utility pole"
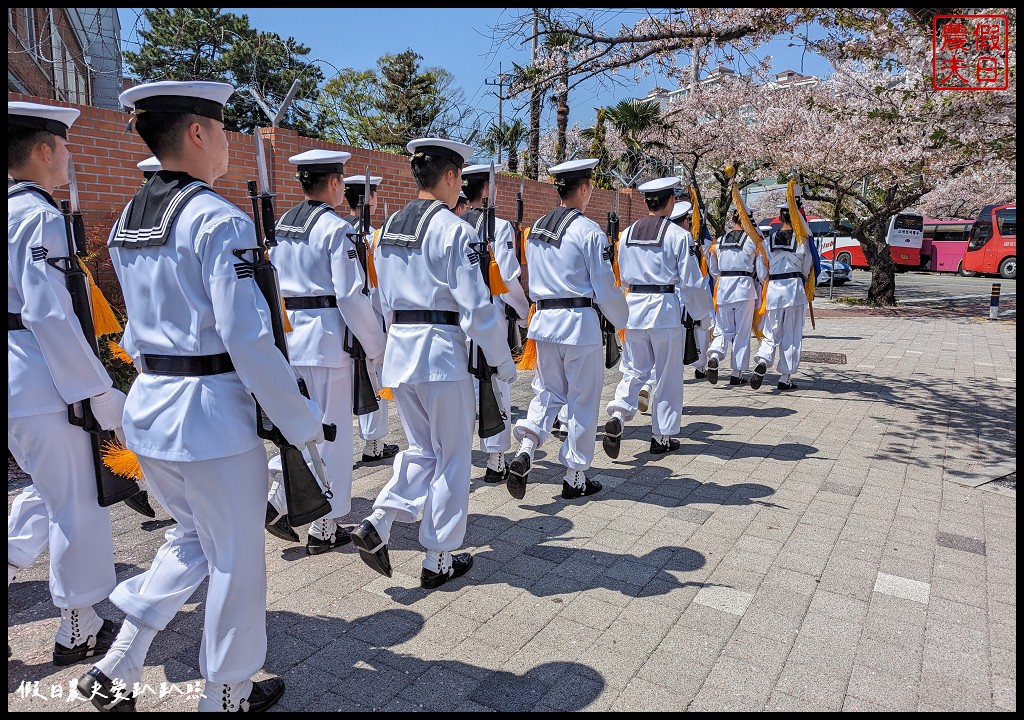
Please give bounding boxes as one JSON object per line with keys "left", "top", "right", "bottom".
{"left": 529, "top": 8, "right": 541, "bottom": 180}
{"left": 484, "top": 62, "right": 511, "bottom": 164}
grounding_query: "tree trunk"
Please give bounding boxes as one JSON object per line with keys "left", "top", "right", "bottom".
{"left": 864, "top": 222, "right": 897, "bottom": 305}
{"left": 555, "top": 72, "right": 569, "bottom": 164}
{"left": 529, "top": 88, "right": 541, "bottom": 180}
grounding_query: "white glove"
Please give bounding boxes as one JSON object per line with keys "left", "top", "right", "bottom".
{"left": 496, "top": 358, "right": 517, "bottom": 384}
{"left": 368, "top": 352, "right": 385, "bottom": 368}
{"left": 290, "top": 396, "right": 325, "bottom": 447}
{"left": 89, "top": 388, "right": 127, "bottom": 431}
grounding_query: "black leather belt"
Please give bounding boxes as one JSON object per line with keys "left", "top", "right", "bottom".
{"left": 535, "top": 297, "right": 594, "bottom": 310}
{"left": 8, "top": 312, "right": 26, "bottom": 331}
{"left": 140, "top": 352, "right": 235, "bottom": 376}
{"left": 769, "top": 272, "right": 805, "bottom": 280}
{"left": 629, "top": 284, "right": 675, "bottom": 293}
{"left": 720, "top": 270, "right": 755, "bottom": 277}
{"left": 284, "top": 295, "right": 338, "bottom": 310}
{"left": 392, "top": 310, "right": 460, "bottom": 326}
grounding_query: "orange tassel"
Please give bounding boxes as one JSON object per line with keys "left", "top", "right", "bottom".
{"left": 612, "top": 237, "right": 622, "bottom": 287}
{"left": 281, "top": 297, "right": 293, "bottom": 332}
{"left": 516, "top": 304, "right": 538, "bottom": 370}
{"left": 618, "top": 328, "right": 626, "bottom": 343}
{"left": 101, "top": 438, "right": 144, "bottom": 481}
{"left": 488, "top": 257, "right": 509, "bottom": 295}
{"left": 520, "top": 227, "right": 530, "bottom": 265}
{"left": 78, "top": 259, "right": 122, "bottom": 337}
{"left": 107, "top": 340, "right": 134, "bottom": 365}
{"left": 377, "top": 387, "right": 394, "bottom": 401}
{"left": 368, "top": 229, "right": 380, "bottom": 289}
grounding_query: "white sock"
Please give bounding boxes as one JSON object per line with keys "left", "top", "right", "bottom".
{"left": 487, "top": 452, "right": 506, "bottom": 472}
{"left": 612, "top": 410, "right": 625, "bottom": 423}
{"left": 565, "top": 468, "right": 586, "bottom": 489}
{"left": 423, "top": 549, "right": 453, "bottom": 574}
{"left": 8, "top": 563, "right": 17, "bottom": 586}
{"left": 654, "top": 434, "right": 670, "bottom": 445}
{"left": 308, "top": 516, "right": 338, "bottom": 541}
{"left": 519, "top": 436, "right": 537, "bottom": 461}
{"left": 93, "top": 616, "right": 157, "bottom": 691}
{"left": 780, "top": 373, "right": 791, "bottom": 384}
{"left": 198, "top": 679, "right": 254, "bottom": 712}
{"left": 56, "top": 605, "right": 103, "bottom": 648}
{"left": 364, "top": 438, "right": 381, "bottom": 456}
{"left": 367, "top": 508, "right": 394, "bottom": 544}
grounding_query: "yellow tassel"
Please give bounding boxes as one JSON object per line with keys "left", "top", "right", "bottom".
{"left": 101, "top": 438, "right": 144, "bottom": 481}
{"left": 732, "top": 182, "right": 771, "bottom": 339}
{"left": 786, "top": 177, "right": 816, "bottom": 304}
{"left": 281, "top": 297, "right": 293, "bottom": 332}
{"left": 516, "top": 304, "right": 538, "bottom": 370}
{"left": 107, "top": 340, "right": 134, "bottom": 365}
{"left": 78, "top": 259, "right": 122, "bottom": 337}
{"left": 618, "top": 328, "right": 626, "bottom": 343}
{"left": 377, "top": 386, "right": 394, "bottom": 401}
{"left": 368, "top": 229, "right": 379, "bottom": 289}
{"left": 488, "top": 257, "right": 509, "bottom": 295}
{"left": 611, "top": 236, "right": 622, "bottom": 287}
{"left": 520, "top": 227, "right": 530, "bottom": 266}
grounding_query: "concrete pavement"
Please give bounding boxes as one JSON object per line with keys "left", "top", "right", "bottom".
{"left": 7, "top": 297, "right": 1016, "bottom": 711}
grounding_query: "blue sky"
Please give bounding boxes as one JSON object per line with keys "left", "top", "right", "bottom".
{"left": 118, "top": 8, "right": 834, "bottom": 133}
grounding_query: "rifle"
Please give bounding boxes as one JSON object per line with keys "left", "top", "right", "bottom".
{"left": 600, "top": 193, "right": 622, "bottom": 369}
{"left": 239, "top": 130, "right": 335, "bottom": 527}
{"left": 468, "top": 163, "right": 507, "bottom": 439}
{"left": 49, "top": 158, "right": 140, "bottom": 508}
{"left": 513, "top": 170, "right": 530, "bottom": 302}
{"left": 342, "top": 166, "right": 381, "bottom": 416}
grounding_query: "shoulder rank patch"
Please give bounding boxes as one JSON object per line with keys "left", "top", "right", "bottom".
{"left": 688, "top": 244, "right": 698, "bottom": 257}
{"left": 234, "top": 262, "right": 255, "bottom": 280}
{"left": 467, "top": 250, "right": 481, "bottom": 266}
{"left": 506, "top": 239, "right": 514, "bottom": 250}
{"left": 31, "top": 246, "right": 49, "bottom": 262}
{"left": 601, "top": 245, "right": 613, "bottom": 262}
{"left": 347, "top": 248, "right": 357, "bottom": 259}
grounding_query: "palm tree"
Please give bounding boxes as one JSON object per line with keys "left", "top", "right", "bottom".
{"left": 603, "top": 99, "right": 671, "bottom": 185}
{"left": 482, "top": 119, "right": 528, "bottom": 174}
{"left": 543, "top": 26, "right": 584, "bottom": 164}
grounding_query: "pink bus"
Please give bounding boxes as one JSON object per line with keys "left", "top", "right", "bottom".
{"left": 920, "top": 218, "right": 974, "bottom": 274}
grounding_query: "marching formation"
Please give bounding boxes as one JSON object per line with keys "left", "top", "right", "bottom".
{"left": 7, "top": 82, "right": 815, "bottom": 712}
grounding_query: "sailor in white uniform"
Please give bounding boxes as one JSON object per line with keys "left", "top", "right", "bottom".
{"left": 459, "top": 164, "right": 531, "bottom": 483}
{"left": 7, "top": 100, "right": 124, "bottom": 668}
{"left": 267, "top": 151, "right": 387, "bottom": 556}
{"left": 136, "top": 155, "right": 162, "bottom": 181}
{"left": 78, "top": 80, "right": 323, "bottom": 713}
{"left": 349, "top": 138, "right": 516, "bottom": 590}
{"left": 706, "top": 210, "right": 767, "bottom": 385}
{"left": 604, "top": 178, "right": 711, "bottom": 457}
{"left": 340, "top": 173, "right": 400, "bottom": 464}
{"left": 508, "top": 159, "right": 628, "bottom": 500}
{"left": 751, "top": 205, "right": 814, "bottom": 391}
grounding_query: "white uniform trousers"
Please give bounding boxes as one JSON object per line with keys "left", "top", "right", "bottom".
{"left": 479, "top": 376, "right": 513, "bottom": 454}
{"left": 8, "top": 411, "right": 116, "bottom": 609}
{"left": 607, "top": 327, "right": 684, "bottom": 437}
{"left": 513, "top": 342, "right": 603, "bottom": 472}
{"left": 374, "top": 378, "right": 475, "bottom": 552}
{"left": 708, "top": 297, "right": 757, "bottom": 373}
{"left": 295, "top": 365, "right": 354, "bottom": 518}
{"left": 357, "top": 357, "right": 390, "bottom": 442}
{"left": 109, "top": 447, "right": 268, "bottom": 684}
{"left": 755, "top": 305, "right": 807, "bottom": 376}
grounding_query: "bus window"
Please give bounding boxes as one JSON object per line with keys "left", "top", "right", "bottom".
{"left": 886, "top": 212, "right": 924, "bottom": 269}
{"left": 921, "top": 219, "right": 973, "bottom": 273}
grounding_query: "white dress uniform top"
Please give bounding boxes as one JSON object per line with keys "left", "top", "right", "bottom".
{"left": 341, "top": 174, "right": 398, "bottom": 462}
{"left": 8, "top": 101, "right": 124, "bottom": 662}
{"left": 459, "top": 164, "right": 531, "bottom": 477}
{"left": 351, "top": 138, "right": 515, "bottom": 588}
{"left": 84, "top": 81, "right": 321, "bottom": 712}
{"left": 606, "top": 178, "right": 711, "bottom": 452}
{"left": 707, "top": 222, "right": 766, "bottom": 380}
{"left": 510, "top": 158, "right": 628, "bottom": 497}
{"left": 269, "top": 151, "right": 387, "bottom": 552}
{"left": 753, "top": 216, "right": 814, "bottom": 388}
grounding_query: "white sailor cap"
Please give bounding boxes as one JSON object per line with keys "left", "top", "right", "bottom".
{"left": 458, "top": 191, "right": 469, "bottom": 200}
{"left": 461, "top": 164, "right": 492, "bottom": 178}
{"left": 344, "top": 174, "right": 383, "bottom": 188}
{"left": 776, "top": 203, "right": 789, "bottom": 209}
{"left": 8, "top": 101, "right": 81, "bottom": 139}
{"left": 136, "top": 156, "right": 162, "bottom": 173}
{"left": 637, "top": 177, "right": 681, "bottom": 195}
{"left": 119, "top": 80, "right": 234, "bottom": 123}
{"left": 670, "top": 200, "right": 693, "bottom": 220}
{"left": 407, "top": 137, "right": 474, "bottom": 167}
{"left": 547, "top": 158, "right": 599, "bottom": 181}
{"left": 288, "top": 149, "right": 351, "bottom": 175}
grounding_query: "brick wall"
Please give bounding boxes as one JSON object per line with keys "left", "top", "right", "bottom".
{"left": 9, "top": 93, "right": 645, "bottom": 298}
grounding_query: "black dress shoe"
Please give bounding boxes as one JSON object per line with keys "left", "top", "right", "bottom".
{"left": 420, "top": 552, "right": 474, "bottom": 589}
{"left": 650, "top": 437, "right": 681, "bottom": 455}
{"left": 706, "top": 357, "right": 719, "bottom": 384}
{"left": 750, "top": 360, "right": 767, "bottom": 390}
{"left": 483, "top": 466, "right": 508, "bottom": 483}
{"left": 506, "top": 452, "right": 531, "bottom": 500}
{"left": 77, "top": 667, "right": 137, "bottom": 712}
{"left": 361, "top": 443, "right": 399, "bottom": 463}
{"left": 350, "top": 520, "right": 392, "bottom": 578}
{"left": 694, "top": 368, "right": 707, "bottom": 379}
{"left": 777, "top": 381, "right": 799, "bottom": 391}
{"left": 551, "top": 418, "right": 568, "bottom": 441}
{"left": 306, "top": 525, "right": 352, "bottom": 556}
{"left": 123, "top": 491, "right": 156, "bottom": 519}
{"left": 602, "top": 416, "right": 622, "bottom": 459}
{"left": 242, "top": 678, "right": 286, "bottom": 712}
{"left": 729, "top": 375, "right": 748, "bottom": 386}
{"left": 54, "top": 618, "right": 119, "bottom": 667}
{"left": 561, "top": 477, "right": 602, "bottom": 500}
{"left": 265, "top": 502, "right": 300, "bottom": 543}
